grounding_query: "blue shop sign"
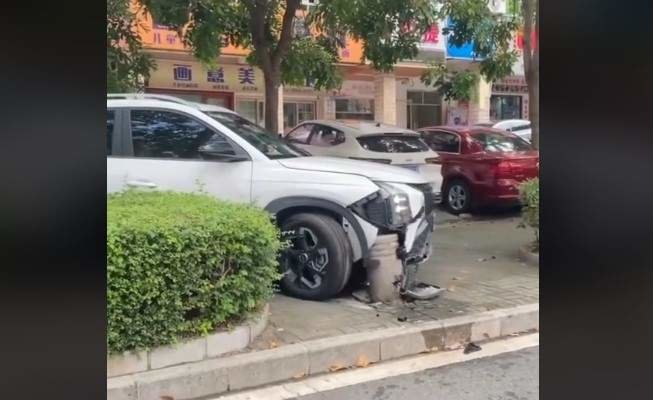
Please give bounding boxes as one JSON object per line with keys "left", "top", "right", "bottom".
{"left": 445, "top": 17, "right": 482, "bottom": 60}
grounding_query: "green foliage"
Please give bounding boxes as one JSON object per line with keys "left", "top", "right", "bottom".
{"left": 107, "top": 0, "right": 156, "bottom": 92}
{"left": 518, "top": 178, "right": 539, "bottom": 246}
{"left": 420, "top": 0, "right": 520, "bottom": 99}
{"left": 421, "top": 63, "right": 479, "bottom": 102}
{"left": 107, "top": 190, "right": 282, "bottom": 353}
{"left": 279, "top": 37, "right": 343, "bottom": 89}
{"left": 312, "top": 0, "right": 439, "bottom": 72}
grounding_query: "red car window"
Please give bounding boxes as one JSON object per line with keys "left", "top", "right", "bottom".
{"left": 469, "top": 131, "right": 532, "bottom": 153}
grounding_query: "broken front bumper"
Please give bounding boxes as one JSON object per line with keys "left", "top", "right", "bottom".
{"left": 403, "top": 212, "right": 435, "bottom": 265}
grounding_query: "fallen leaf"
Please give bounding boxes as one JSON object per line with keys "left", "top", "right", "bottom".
{"left": 447, "top": 286, "right": 456, "bottom": 292}
{"left": 268, "top": 341, "right": 279, "bottom": 349}
{"left": 355, "top": 355, "right": 370, "bottom": 368}
{"left": 329, "top": 363, "right": 346, "bottom": 372}
{"left": 292, "top": 372, "right": 306, "bottom": 379}
{"left": 452, "top": 276, "right": 460, "bottom": 281}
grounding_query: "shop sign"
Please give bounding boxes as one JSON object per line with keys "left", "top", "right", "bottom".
{"left": 334, "top": 80, "right": 375, "bottom": 98}
{"left": 149, "top": 59, "right": 262, "bottom": 92}
{"left": 492, "top": 76, "right": 528, "bottom": 94}
{"left": 445, "top": 18, "right": 482, "bottom": 60}
{"left": 446, "top": 103, "right": 469, "bottom": 126}
{"left": 418, "top": 21, "right": 447, "bottom": 53}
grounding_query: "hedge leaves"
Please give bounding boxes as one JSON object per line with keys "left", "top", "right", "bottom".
{"left": 107, "top": 191, "right": 282, "bottom": 353}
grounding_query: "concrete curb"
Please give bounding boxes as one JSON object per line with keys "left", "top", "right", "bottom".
{"left": 107, "top": 303, "right": 270, "bottom": 379}
{"left": 518, "top": 244, "right": 539, "bottom": 266}
{"left": 107, "top": 303, "right": 538, "bottom": 400}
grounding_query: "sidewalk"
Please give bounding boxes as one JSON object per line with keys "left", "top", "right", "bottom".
{"left": 108, "top": 216, "right": 539, "bottom": 400}
{"left": 251, "top": 216, "right": 538, "bottom": 349}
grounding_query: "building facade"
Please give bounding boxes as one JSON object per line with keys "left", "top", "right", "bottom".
{"left": 136, "top": 3, "right": 525, "bottom": 133}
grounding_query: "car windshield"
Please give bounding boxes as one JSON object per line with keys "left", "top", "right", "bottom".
{"left": 206, "top": 111, "right": 305, "bottom": 159}
{"left": 470, "top": 131, "right": 533, "bottom": 153}
{"left": 357, "top": 134, "right": 430, "bottom": 153}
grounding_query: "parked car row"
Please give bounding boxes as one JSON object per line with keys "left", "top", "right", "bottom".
{"left": 280, "top": 120, "right": 539, "bottom": 215}
{"left": 106, "top": 93, "right": 538, "bottom": 301}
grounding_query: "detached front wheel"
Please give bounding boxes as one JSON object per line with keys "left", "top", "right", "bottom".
{"left": 279, "top": 213, "right": 352, "bottom": 300}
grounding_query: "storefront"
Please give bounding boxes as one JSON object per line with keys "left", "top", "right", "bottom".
{"left": 146, "top": 58, "right": 322, "bottom": 129}
{"left": 490, "top": 76, "right": 529, "bottom": 121}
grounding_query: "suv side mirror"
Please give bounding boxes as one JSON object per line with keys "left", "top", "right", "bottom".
{"left": 198, "top": 142, "right": 248, "bottom": 162}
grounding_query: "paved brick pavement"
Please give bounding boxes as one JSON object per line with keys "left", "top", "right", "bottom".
{"left": 248, "top": 215, "right": 538, "bottom": 351}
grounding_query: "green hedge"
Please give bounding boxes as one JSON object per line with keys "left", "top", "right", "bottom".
{"left": 107, "top": 191, "right": 282, "bottom": 354}
{"left": 519, "top": 178, "right": 539, "bottom": 248}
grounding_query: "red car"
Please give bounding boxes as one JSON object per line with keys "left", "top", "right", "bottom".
{"left": 418, "top": 126, "right": 539, "bottom": 214}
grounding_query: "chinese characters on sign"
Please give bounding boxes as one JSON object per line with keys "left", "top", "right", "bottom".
{"left": 238, "top": 67, "right": 257, "bottom": 91}
{"left": 207, "top": 68, "right": 225, "bottom": 83}
{"left": 172, "top": 64, "right": 198, "bottom": 88}
{"left": 422, "top": 24, "right": 440, "bottom": 44}
{"left": 492, "top": 77, "right": 528, "bottom": 94}
{"left": 173, "top": 65, "right": 192, "bottom": 81}
{"left": 207, "top": 68, "right": 230, "bottom": 91}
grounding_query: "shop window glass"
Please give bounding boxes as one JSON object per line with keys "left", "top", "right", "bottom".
{"left": 335, "top": 99, "right": 374, "bottom": 120}
{"left": 490, "top": 95, "right": 522, "bottom": 120}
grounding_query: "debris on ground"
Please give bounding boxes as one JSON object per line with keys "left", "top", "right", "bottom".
{"left": 478, "top": 257, "right": 488, "bottom": 262}
{"left": 463, "top": 342, "right": 482, "bottom": 354}
{"left": 329, "top": 363, "right": 346, "bottom": 372}
{"left": 404, "top": 283, "right": 444, "bottom": 300}
{"left": 397, "top": 315, "right": 408, "bottom": 322}
{"left": 355, "top": 355, "right": 371, "bottom": 368}
{"left": 352, "top": 288, "right": 372, "bottom": 303}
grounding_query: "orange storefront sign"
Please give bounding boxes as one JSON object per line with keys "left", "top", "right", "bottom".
{"left": 136, "top": 7, "right": 364, "bottom": 64}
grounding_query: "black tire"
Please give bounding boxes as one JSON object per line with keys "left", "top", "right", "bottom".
{"left": 279, "top": 213, "right": 352, "bottom": 300}
{"left": 444, "top": 179, "right": 472, "bottom": 215}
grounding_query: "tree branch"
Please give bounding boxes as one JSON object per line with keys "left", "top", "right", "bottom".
{"left": 273, "top": 0, "right": 301, "bottom": 68}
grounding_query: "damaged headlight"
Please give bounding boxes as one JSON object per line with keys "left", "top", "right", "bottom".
{"left": 376, "top": 182, "right": 412, "bottom": 228}
{"left": 350, "top": 182, "right": 415, "bottom": 230}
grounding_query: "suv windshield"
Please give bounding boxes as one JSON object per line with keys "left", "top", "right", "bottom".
{"left": 357, "top": 134, "right": 430, "bottom": 153}
{"left": 470, "top": 131, "right": 533, "bottom": 153}
{"left": 206, "top": 111, "right": 305, "bottom": 159}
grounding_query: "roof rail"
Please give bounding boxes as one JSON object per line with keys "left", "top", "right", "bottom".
{"left": 107, "top": 93, "right": 193, "bottom": 106}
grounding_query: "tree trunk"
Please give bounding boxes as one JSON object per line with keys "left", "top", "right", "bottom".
{"left": 522, "top": 0, "right": 539, "bottom": 149}
{"left": 264, "top": 71, "right": 282, "bottom": 134}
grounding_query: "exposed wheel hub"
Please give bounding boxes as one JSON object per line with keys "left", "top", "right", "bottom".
{"left": 281, "top": 227, "right": 329, "bottom": 290}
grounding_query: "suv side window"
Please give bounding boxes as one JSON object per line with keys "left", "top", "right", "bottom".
{"left": 310, "top": 125, "right": 345, "bottom": 147}
{"left": 423, "top": 131, "right": 460, "bottom": 153}
{"left": 107, "top": 110, "right": 115, "bottom": 156}
{"left": 286, "top": 123, "right": 313, "bottom": 144}
{"left": 130, "top": 109, "right": 236, "bottom": 159}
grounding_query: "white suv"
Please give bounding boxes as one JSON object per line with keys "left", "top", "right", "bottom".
{"left": 107, "top": 94, "right": 435, "bottom": 300}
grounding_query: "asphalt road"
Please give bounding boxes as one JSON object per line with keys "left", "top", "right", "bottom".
{"left": 294, "top": 347, "right": 539, "bottom": 400}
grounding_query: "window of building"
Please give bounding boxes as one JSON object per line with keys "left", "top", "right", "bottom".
{"left": 407, "top": 91, "right": 442, "bottom": 129}
{"left": 335, "top": 99, "right": 374, "bottom": 120}
{"left": 490, "top": 95, "right": 522, "bottom": 120}
{"left": 236, "top": 99, "right": 265, "bottom": 127}
{"left": 107, "top": 110, "right": 115, "bottom": 156}
{"left": 283, "top": 102, "right": 315, "bottom": 131}
{"left": 130, "top": 110, "right": 235, "bottom": 159}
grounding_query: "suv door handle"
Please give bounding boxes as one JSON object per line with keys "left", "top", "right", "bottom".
{"left": 126, "top": 180, "right": 157, "bottom": 189}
